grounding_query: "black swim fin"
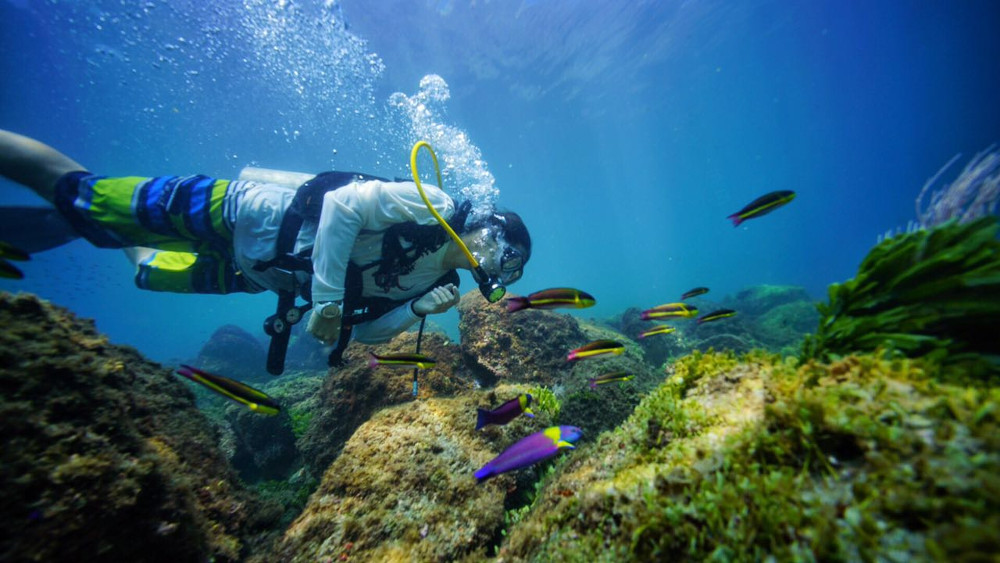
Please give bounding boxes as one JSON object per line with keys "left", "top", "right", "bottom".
{"left": 0, "top": 206, "right": 79, "bottom": 253}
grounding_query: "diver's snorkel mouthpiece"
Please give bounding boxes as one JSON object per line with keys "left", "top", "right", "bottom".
{"left": 409, "top": 141, "right": 506, "bottom": 303}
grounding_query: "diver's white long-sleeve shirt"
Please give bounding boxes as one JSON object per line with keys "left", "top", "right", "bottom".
{"left": 228, "top": 178, "right": 455, "bottom": 343}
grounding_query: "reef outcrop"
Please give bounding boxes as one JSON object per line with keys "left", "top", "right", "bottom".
{"left": 0, "top": 293, "right": 281, "bottom": 562}
{"left": 299, "top": 330, "right": 472, "bottom": 476}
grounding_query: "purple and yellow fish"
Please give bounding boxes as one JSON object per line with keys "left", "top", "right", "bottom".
{"left": 506, "top": 287, "right": 596, "bottom": 313}
{"left": 476, "top": 393, "right": 535, "bottom": 430}
{"left": 697, "top": 309, "right": 737, "bottom": 324}
{"left": 680, "top": 287, "right": 709, "bottom": 300}
{"left": 640, "top": 303, "right": 698, "bottom": 321}
{"left": 638, "top": 325, "right": 676, "bottom": 339}
{"left": 475, "top": 425, "right": 583, "bottom": 481}
{"left": 727, "top": 190, "right": 796, "bottom": 227}
{"left": 176, "top": 365, "right": 280, "bottom": 415}
{"left": 588, "top": 371, "right": 635, "bottom": 390}
{"left": 368, "top": 352, "right": 436, "bottom": 369}
{"left": 567, "top": 340, "right": 624, "bottom": 362}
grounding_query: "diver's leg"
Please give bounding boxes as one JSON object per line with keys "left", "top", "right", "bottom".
{"left": 0, "top": 130, "right": 86, "bottom": 203}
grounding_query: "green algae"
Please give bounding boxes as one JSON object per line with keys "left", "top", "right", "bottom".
{"left": 802, "top": 217, "right": 1000, "bottom": 379}
{"left": 500, "top": 351, "right": 1000, "bottom": 561}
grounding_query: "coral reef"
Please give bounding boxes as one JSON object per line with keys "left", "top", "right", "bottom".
{"left": 299, "top": 330, "right": 472, "bottom": 476}
{"left": 499, "top": 350, "right": 1000, "bottom": 561}
{"left": 196, "top": 324, "right": 270, "bottom": 382}
{"left": 459, "top": 292, "right": 586, "bottom": 387}
{"left": 268, "top": 386, "right": 559, "bottom": 563}
{"left": 0, "top": 293, "right": 282, "bottom": 562}
{"left": 802, "top": 217, "right": 1000, "bottom": 379}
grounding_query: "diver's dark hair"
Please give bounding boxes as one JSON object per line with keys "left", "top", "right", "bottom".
{"left": 463, "top": 207, "right": 532, "bottom": 264}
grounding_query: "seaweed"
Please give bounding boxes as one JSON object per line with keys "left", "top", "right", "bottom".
{"left": 802, "top": 217, "right": 1000, "bottom": 379}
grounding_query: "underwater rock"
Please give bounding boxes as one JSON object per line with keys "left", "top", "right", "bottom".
{"left": 754, "top": 300, "right": 820, "bottom": 349}
{"left": 558, "top": 321, "right": 665, "bottom": 437}
{"left": 299, "top": 330, "right": 470, "bottom": 476}
{"left": 499, "top": 350, "right": 1000, "bottom": 560}
{"left": 227, "top": 404, "right": 300, "bottom": 483}
{"left": 196, "top": 324, "right": 269, "bottom": 382}
{"left": 722, "top": 284, "right": 812, "bottom": 318}
{"left": 458, "top": 291, "right": 586, "bottom": 387}
{"left": 269, "top": 387, "right": 560, "bottom": 562}
{"left": 0, "top": 292, "right": 282, "bottom": 562}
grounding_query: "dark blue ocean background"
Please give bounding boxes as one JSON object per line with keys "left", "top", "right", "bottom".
{"left": 1, "top": 0, "right": 998, "bottom": 365}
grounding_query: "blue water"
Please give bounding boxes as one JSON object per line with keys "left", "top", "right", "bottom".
{"left": 2, "top": 0, "right": 998, "bottom": 364}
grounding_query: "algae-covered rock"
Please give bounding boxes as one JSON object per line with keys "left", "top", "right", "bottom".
{"left": 227, "top": 404, "right": 300, "bottom": 482}
{"left": 272, "top": 392, "right": 553, "bottom": 562}
{"left": 196, "top": 324, "right": 270, "bottom": 382}
{"left": 299, "top": 330, "right": 471, "bottom": 476}
{"left": 459, "top": 291, "right": 586, "bottom": 387}
{"left": 0, "top": 293, "right": 282, "bottom": 562}
{"left": 499, "top": 350, "right": 1000, "bottom": 561}
{"left": 802, "top": 217, "right": 1000, "bottom": 378}
{"left": 558, "top": 321, "right": 665, "bottom": 437}
{"left": 723, "top": 284, "right": 812, "bottom": 317}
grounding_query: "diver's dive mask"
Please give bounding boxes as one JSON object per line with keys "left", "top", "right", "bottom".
{"left": 470, "top": 233, "right": 526, "bottom": 302}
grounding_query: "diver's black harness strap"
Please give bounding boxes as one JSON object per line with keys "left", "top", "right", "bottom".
{"left": 257, "top": 171, "right": 387, "bottom": 375}
{"left": 256, "top": 171, "right": 459, "bottom": 375}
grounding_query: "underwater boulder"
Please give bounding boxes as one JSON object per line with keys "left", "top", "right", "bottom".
{"left": 196, "top": 324, "right": 270, "bottom": 382}
{"left": 272, "top": 394, "right": 518, "bottom": 562}
{"left": 558, "top": 320, "right": 665, "bottom": 437}
{"left": 0, "top": 293, "right": 282, "bottom": 562}
{"left": 227, "top": 403, "right": 300, "bottom": 482}
{"left": 722, "top": 284, "right": 812, "bottom": 318}
{"left": 458, "top": 291, "right": 586, "bottom": 387}
{"left": 299, "top": 331, "right": 470, "bottom": 476}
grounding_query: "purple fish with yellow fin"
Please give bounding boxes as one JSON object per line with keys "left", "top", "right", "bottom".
{"left": 567, "top": 340, "right": 624, "bottom": 362}
{"left": 176, "top": 365, "right": 280, "bottom": 415}
{"left": 506, "top": 288, "right": 595, "bottom": 312}
{"left": 475, "top": 425, "right": 583, "bottom": 481}
{"left": 476, "top": 393, "right": 535, "bottom": 430}
{"left": 368, "top": 352, "right": 436, "bottom": 369}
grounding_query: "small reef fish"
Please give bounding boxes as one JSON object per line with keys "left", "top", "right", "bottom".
{"left": 476, "top": 393, "right": 535, "bottom": 430}
{"left": 727, "top": 190, "right": 796, "bottom": 227}
{"left": 175, "top": 365, "right": 280, "bottom": 415}
{"left": 697, "top": 309, "right": 737, "bottom": 324}
{"left": 638, "top": 325, "right": 676, "bottom": 339}
{"left": 680, "top": 287, "right": 709, "bottom": 300}
{"left": 567, "top": 340, "right": 625, "bottom": 361}
{"left": 588, "top": 371, "right": 635, "bottom": 390}
{"left": 506, "top": 287, "right": 596, "bottom": 312}
{"left": 475, "top": 425, "right": 583, "bottom": 481}
{"left": 0, "top": 240, "right": 30, "bottom": 279}
{"left": 368, "top": 352, "right": 436, "bottom": 369}
{"left": 640, "top": 303, "right": 698, "bottom": 320}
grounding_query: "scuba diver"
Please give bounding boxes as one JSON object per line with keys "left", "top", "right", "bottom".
{"left": 0, "top": 129, "right": 530, "bottom": 374}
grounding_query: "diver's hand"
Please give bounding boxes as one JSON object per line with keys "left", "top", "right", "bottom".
{"left": 412, "top": 283, "right": 461, "bottom": 316}
{"left": 307, "top": 303, "right": 342, "bottom": 344}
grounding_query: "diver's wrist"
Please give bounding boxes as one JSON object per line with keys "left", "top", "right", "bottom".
{"left": 410, "top": 299, "right": 426, "bottom": 318}
{"left": 315, "top": 300, "right": 342, "bottom": 319}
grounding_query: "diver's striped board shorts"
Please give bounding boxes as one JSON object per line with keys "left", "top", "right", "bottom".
{"left": 54, "top": 171, "right": 253, "bottom": 294}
